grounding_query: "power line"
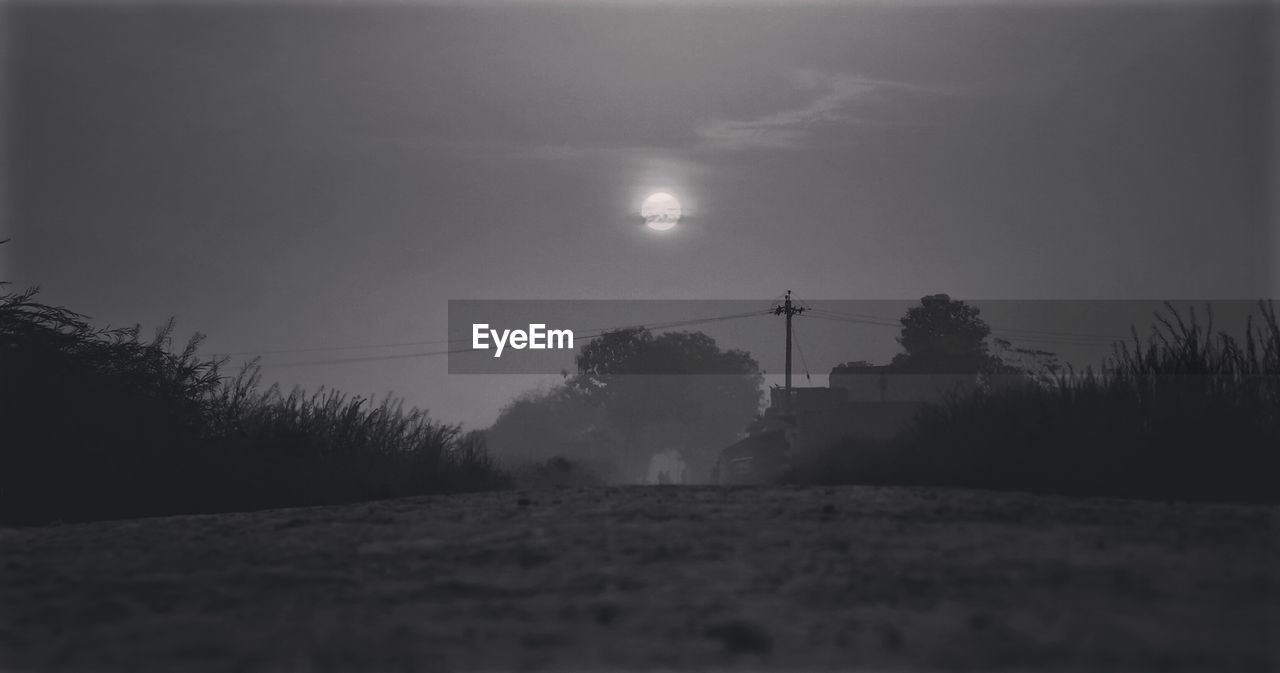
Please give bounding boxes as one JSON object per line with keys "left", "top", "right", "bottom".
{"left": 257, "top": 309, "right": 772, "bottom": 369}
{"left": 802, "top": 309, "right": 1126, "bottom": 346}
{"left": 806, "top": 305, "right": 1126, "bottom": 341}
{"left": 211, "top": 337, "right": 459, "bottom": 357}
{"left": 213, "top": 310, "right": 771, "bottom": 360}
{"left": 791, "top": 319, "right": 813, "bottom": 383}
{"left": 218, "top": 297, "right": 1128, "bottom": 369}
{"left": 804, "top": 309, "right": 901, "bottom": 328}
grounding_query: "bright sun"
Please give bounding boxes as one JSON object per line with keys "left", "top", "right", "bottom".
{"left": 641, "top": 192, "right": 681, "bottom": 231}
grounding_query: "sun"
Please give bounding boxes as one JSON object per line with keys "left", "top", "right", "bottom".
{"left": 641, "top": 192, "right": 681, "bottom": 231}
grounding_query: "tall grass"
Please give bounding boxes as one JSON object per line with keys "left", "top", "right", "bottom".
{"left": 0, "top": 285, "right": 507, "bottom": 525}
{"left": 793, "top": 302, "right": 1278, "bottom": 503}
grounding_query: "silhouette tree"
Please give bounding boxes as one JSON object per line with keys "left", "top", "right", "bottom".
{"left": 890, "top": 294, "right": 1011, "bottom": 374}
{"left": 576, "top": 329, "right": 762, "bottom": 481}
{"left": 487, "top": 328, "right": 762, "bottom": 482}
{"left": 485, "top": 385, "right": 610, "bottom": 467}
{"left": 573, "top": 328, "right": 759, "bottom": 385}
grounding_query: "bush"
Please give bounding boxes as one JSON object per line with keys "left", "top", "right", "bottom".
{"left": 791, "top": 302, "right": 1279, "bottom": 503}
{"left": 0, "top": 285, "right": 508, "bottom": 525}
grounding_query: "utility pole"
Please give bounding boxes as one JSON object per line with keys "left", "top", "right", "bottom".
{"left": 772, "top": 290, "right": 805, "bottom": 415}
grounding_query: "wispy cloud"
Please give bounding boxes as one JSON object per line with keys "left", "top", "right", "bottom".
{"left": 696, "top": 70, "right": 936, "bottom": 151}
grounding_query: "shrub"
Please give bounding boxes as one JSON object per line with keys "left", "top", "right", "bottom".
{"left": 791, "top": 302, "right": 1279, "bottom": 503}
{"left": 0, "top": 285, "right": 508, "bottom": 525}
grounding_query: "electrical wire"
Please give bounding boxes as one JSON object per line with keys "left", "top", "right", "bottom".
{"left": 802, "top": 309, "right": 1125, "bottom": 346}
{"left": 213, "top": 310, "right": 770, "bottom": 360}
{"left": 215, "top": 296, "right": 1129, "bottom": 369}
{"left": 212, "top": 337, "right": 460, "bottom": 357}
{"left": 791, "top": 319, "right": 813, "bottom": 383}
{"left": 257, "top": 309, "right": 773, "bottom": 368}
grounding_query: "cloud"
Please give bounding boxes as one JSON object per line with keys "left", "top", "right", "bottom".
{"left": 696, "top": 70, "right": 932, "bottom": 151}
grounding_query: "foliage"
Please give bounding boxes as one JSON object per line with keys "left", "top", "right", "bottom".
{"left": 0, "top": 281, "right": 507, "bottom": 525}
{"left": 792, "top": 301, "right": 1279, "bottom": 503}
{"left": 484, "top": 385, "right": 611, "bottom": 467}
{"left": 487, "top": 328, "right": 763, "bottom": 482}
{"left": 573, "top": 328, "right": 760, "bottom": 382}
{"left": 890, "top": 294, "right": 1014, "bottom": 374}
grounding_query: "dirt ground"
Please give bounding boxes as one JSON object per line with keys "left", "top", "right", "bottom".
{"left": 1, "top": 485, "right": 1276, "bottom": 672}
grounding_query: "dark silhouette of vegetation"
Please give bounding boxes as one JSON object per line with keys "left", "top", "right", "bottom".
{"left": 0, "top": 279, "right": 507, "bottom": 526}
{"left": 889, "top": 294, "right": 1015, "bottom": 374}
{"left": 792, "top": 302, "right": 1279, "bottom": 503}
{"left": 485, "top": 386, "right": 615, "bottom": 476}
{"left": 487, "top": 327, "right": 762, "bottom": 482}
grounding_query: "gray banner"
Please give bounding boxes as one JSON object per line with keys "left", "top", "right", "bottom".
{"left": 448, "top": 298, "right": 1276, "bottom": 375}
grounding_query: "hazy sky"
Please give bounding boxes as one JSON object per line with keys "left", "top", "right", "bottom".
{"left": 3, "top": 0, "right": 1276, "bottom": 427}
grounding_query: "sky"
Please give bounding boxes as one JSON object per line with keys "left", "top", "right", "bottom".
{"left": 3, "top": 0, "right": 1276, "bottom": 428}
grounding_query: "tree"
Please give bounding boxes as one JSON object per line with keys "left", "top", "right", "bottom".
{"left": 487, "top": 328, "right": 763, "bottom": 483}
{"left": 890, "top": 294, "right": 1011, "bottom": 374}
{"left": 484, "top": 385, "right": 614, "bottom": 471}
{"left": 572, "top": 328, "right": 760, "bottom": 387}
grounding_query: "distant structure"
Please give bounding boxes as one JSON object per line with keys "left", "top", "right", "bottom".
{"left": 713, "top": 289, "right": 1025, "bottom": 484}
{"left": 715, "top": 363, "right": 1008, "bottom": 484}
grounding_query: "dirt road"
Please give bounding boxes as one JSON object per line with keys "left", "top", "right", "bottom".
{"left": 1, "top": 486, "right": 1275, "bottom": 671}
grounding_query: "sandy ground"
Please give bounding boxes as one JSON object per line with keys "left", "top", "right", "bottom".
{"left": 1, "top": 485, "right": 1276, "bottom": 672}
